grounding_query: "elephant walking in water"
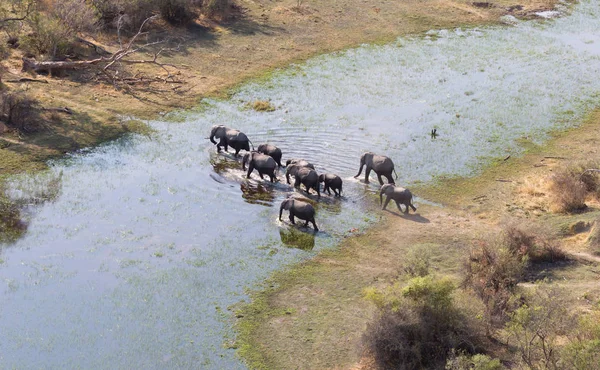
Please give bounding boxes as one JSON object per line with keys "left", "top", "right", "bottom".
{"left": 288, "top": 164, "right": 320, "bottom": 197}
{"left": 279, "top": 198, "right": 319, "bottom": 231}
{"left": 257, "top": 144, "right": 283, "bottom": 167}
{"left": 242, "top": 152, "right": 278, "bottom": 182}
{"left": 379, "top": 184, "right": 417, "bottom": 214}
{"left": 354, "top": 152, "right": 397, "bottom": 185}
{"left": 319, "top": 174, "right": 343, "bottom": 197}
{"left": 209, "top": 125, "right": 252, "bottom": 157}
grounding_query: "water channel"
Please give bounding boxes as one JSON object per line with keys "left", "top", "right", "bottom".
{"left": 1, "top": 1, "right": 600, "bottom": 367}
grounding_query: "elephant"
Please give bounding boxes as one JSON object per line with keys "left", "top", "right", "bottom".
{"left": 288, "top": 164, "right": 320, "bottom": 197}
{"left": 285, "top": 159, "right": 315, "bottom": 184}
{"left": 242, "top": 151, "right": 278, "bottom": 182}
{"left": 257, "top": 144, "right": 283, "bottom": 167}
{"left": 354, "top": 152, "right": 398, "bottom": 185}
{"left": 209, "top": 125, "right": 253, "bottom": 157}
{"left": 279, "top": 198, "right": 319, "bottom": 231}
{"left": 318, "top": 174, "right": 343, "bottom": 197}
{"left": 285, "top": 159, "right": 315, "bottom": 169}
{"left": 379, "top": 183, "right": 417, "bottom": 214}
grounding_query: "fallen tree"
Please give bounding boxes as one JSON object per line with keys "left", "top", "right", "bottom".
{"left": 21, "top": 16, "right": 181, "bottom": 89}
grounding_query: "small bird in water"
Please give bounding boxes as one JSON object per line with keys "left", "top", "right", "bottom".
{"left": 430, "top": 128, "right": 438, "bottom": 139}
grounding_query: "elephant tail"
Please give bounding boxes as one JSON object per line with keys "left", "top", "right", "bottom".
{"left": 393, "top": 168, "right": 398, "bottom": 180}
{"left": 248, "top": 139, "right": 255, "bottom": 151}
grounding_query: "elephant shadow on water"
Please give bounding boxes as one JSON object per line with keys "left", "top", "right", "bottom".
{"left": 279, "top": 228, "right": 316, "bottom": 250}
{"left": 240, "top": 181, "right": 276, "bottom": 206}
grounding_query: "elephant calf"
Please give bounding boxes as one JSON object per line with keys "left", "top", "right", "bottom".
{"left": 209, "top": 125, "right": 252, "bottom": 157}
{"left": 279, "top": 198, "right": 319, "bottom": 231}
{"left": 379, "top": 183, "right": 417, "bottom": 214}
{"left": 288, "top": 164, "right": 320, "bottom": 197}
{"left": 285, "top": 160, "right": 316, "bottom": 184}
{"left": 257, "top": 144, "right": 283, "bottom": 167}
{"left": 242, "top": 152, "right": 278, "bottom": 182}
{"left": 318, "top": 174, "right": 343, "bottom": 197}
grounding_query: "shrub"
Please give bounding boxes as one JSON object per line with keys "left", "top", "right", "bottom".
{"left": 0, "top": 195, "right": 28, "bottom": 244}
{"left": 445, "top": 352, "right": 505, "bottom": 370}
{"left": 502, "top": 220, "right": 567, "bottom": 263}
{"left": 505, "top": 288, "right": 572, "bottom": 369}
{"left": 202, "top": 0, "right": 231, "bottom": 18}
{"left": 548, "top": 168, "right": 588, "bottom": 213}
{"left": 587, "top": 218, "right": 600, "bottom": 255}
{"left": 402, "top": 245, "right": 431, "bottom": 277}
{"left": 363, "top": 276, "right": 484, "bottom": 369}
{"left": 158, "top": 0, "right": 197, "bottom": 24}
{"left": 463, "top": 240, "right": 526, "bottom": 329}
{"left": 0, "top": 90, "right": 42, "bottom": 133}
{"left": 561, "top": 311, "right": 600, "bottom": 370}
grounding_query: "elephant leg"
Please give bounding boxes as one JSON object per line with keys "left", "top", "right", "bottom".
{"left": 385, "top": 174, "right": 395, "bottom": 184}
{"left": 395, "top": 200, "right": 404, "bottom": 213}
{"left": 289, "top": 213, "right": 295, "bottom": 224}
{"left": 294, "top": 177, "right": 301, "bottom": 188}
{"left": 234, "top": 147, "right": 241, "bottom": 157}
{"left": 377, "top": 174, "right": 384, "bottom": 186}
{"left": 286, "top": 173, "right": 291, "bottom": 184}
{"left": 246, "top": 164, "right": 254, "bottom": 178}
{"left": 258, "top": 172, "right": 265, "bottom": 179}
{"left": 382, "top": 196, "right": 392, "bottom": 210}
{"left": 304, "top": 183, "right": 311, "bottom": 194}
{"left": 315, "top": 184, "right": 320, "bottom": 198}
{"left": 410, "top": 203, "right": 417, "bottom": 212}
{"left": 334, "top": 188, "right": 340, "bottom": 197}
{"left": 325, "top": 185, "right": 331, "bottom": 195}
{"left": 311, "top": 219, "right": 319, "bottom": 231}
{"left": 269, "top": 172, "right": 276, "bottom": 183}
{"left": 403, "top": 203, "right": 410, "bottom": 214}
{"left": 304, "top": 220, "right": 309, "bottom": 227}
{"left": 364, "top": 167, "right": 372, "bottom": 184}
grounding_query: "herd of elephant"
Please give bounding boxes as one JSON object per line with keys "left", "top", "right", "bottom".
{"left": 209, "top": 125, "right": 417, "bottom": 232}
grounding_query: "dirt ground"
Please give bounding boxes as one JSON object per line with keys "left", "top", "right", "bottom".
{"left": 0, "top": 0, "right": 557, "bottom": 176}
{"left": 235, "top": 111, "right": 600, "bottom": 369}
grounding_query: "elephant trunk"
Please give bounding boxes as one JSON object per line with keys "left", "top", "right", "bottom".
{"left": 242, "top": 153, "right": 249, "bottom": 170}
{"left": 379, "top": 189, "right": 383, "bottom": 206}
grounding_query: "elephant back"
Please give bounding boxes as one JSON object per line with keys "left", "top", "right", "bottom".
{"left": 373, "top": 155, "right": 394, "bottom": 168}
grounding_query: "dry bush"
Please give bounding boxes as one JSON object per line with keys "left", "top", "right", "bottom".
{"left": 548, "top": 169, "right": 588, "bottom": 213}
{"left": 158, "top": 0, "right": 197, "bottom": 24}
{"left": 463, "top": 240, "right": 526, "bottom": 329}
{"left": 0, "top": 90, "right": 42, "bottom": 132}
{"left": 402, "top": 245, "right": 431, "bottom": 277}
{"left": 502, "top": 221, "right": 567, "bottom": 263}
{"left": 569, "top": 161, "right": 600, "bottom": 198}
{"left": 363, "top": 276, "right": 485, "bottom": 369}
{"left": 202, "top": 0, "right": 231, "bottom": 18}
{"left": 445, "top": 352, "right": 505, "bottom": 370}
{"left": 587, "top": 218, "right": 600, "bottom": 255}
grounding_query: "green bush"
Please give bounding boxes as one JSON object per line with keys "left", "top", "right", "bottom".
{"left": 561, "top": 311, "right": 600, "bottom": 370}
{"left": 402, "top": 245, "right": 431, "bottom": 277}
{"left": 445, "top": 352, "right": 505, "bottom": 370}
{"left": 363, "top": 276, "right": 484, "bottom": 369}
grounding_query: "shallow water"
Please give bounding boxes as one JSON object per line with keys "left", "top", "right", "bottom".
{"left": 2, "top": 1, "right": 600, "bottom": 367}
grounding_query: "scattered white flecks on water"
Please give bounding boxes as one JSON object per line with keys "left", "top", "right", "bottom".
{"left": 2, "top": 1, "right": 600, "bottom": 368}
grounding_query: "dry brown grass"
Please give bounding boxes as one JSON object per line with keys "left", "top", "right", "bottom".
{"left": 548, "top": 169, "right": 588, "bottom": 213}
{"left": 587, "top": 219, "right": 600, "bottom": 256}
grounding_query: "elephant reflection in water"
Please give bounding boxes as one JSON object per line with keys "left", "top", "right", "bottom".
{"left": 279, "top": 228, "right": 315, "bottom": 250}
{"left": 240, "top": 181, "right": 275, "bottom": 206}
{"left": 0, "top": 199, "right": 28, "bottom": 244}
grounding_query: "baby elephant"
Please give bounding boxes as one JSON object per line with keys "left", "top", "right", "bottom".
{"left": 379, "top": 183, "right": 417, "bottom": 214}
{"left": 279, "top": 198, "right": 319, "bottom": 231}
{"left": 319, "top": 174, "right": 343, "bottom": 197}
{"left": 288, "top": 164, "right": 320, "bottom": 197}
{"left": 242, "top": 152, "right": 278, "bottom": 182}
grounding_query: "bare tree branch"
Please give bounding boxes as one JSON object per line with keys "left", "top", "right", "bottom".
{"left": 21, "top": 15, "right": 183, "bottom": 89}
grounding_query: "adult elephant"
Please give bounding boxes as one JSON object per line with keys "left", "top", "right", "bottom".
{"left": 285, "top": 160, "right": 315, "bottom": 184}
{"left": 257, "top": 144, "right": 283, "bottom": 167}
{"left": 242, "top": 152, "right": 278, "bottom": 182}
{"left": 288, "top": 164, "right": 320, "bottom": 197}
{"left": 354, "top": 152, "right": 397, "bottom": 185}
{"left": 279, "top": 198, "right": 319, "bottom": 231}
{"left": 209, "top": 125, "right": 253, "bottom": 157}
{"left": 379, "top": 184, "right": 417, "bottom": 214}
